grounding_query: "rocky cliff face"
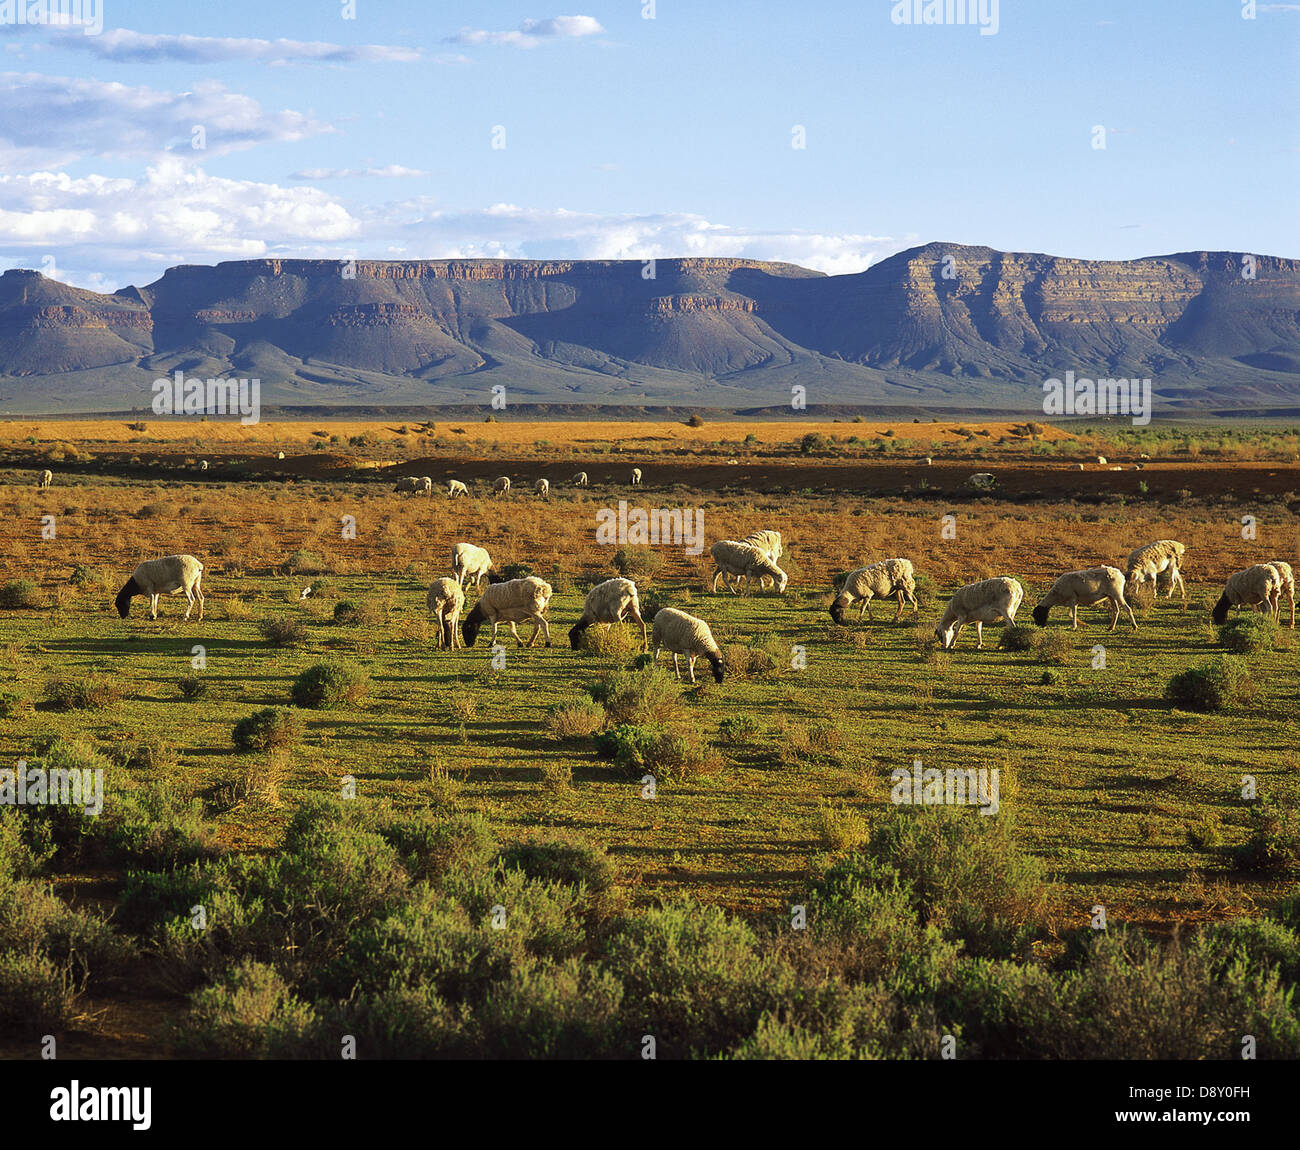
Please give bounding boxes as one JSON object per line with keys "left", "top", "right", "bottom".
{"left": 0, "top": 247, "right": 1296, "bottom": 409}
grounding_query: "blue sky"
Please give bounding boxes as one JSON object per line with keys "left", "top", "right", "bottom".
{"left": 0, "top": 0, "right": 1296, "bottom": 289}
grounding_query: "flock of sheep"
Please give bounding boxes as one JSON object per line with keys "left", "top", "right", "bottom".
{"left": 394, "top": 468, "right": 643, "bottom": 501}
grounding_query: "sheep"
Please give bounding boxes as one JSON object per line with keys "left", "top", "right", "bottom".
{"left": 462, "top": 577, "right": 552, "bottom": 648}
{"left": 1264, "top": 559, "right": 1295, "bottom": 628}
{"left": 534, "top": 478, "right": 550, "bottom": 500}
{"left": 38, "top": 469, "right": 52, "bottom": 490}
{"left": 652, "top": 607, "right": 725, "bottom": 684}
{"left": 276, "top": 451, "right": 286, "bottom": 461}
{"left": 1031, "top": 566, "right": 1137, "bottom": 631}
{"left": 1212, "top": 564, "right": 1282, "bottom": 624}
{"left": 200, "top": 460, "right": 209, "bottom": 472}
{"left": 569, "top": 577, "right": 647, "bottom": 651}
{"left": 493, "top": 476, "right": 511, "bottom": 497}
{"left": 829, "top": 559, "right": 918, "bottom": 623}
{"left": 966, "top": 472, "right": 995, "bottom": 491}
{"left": 572, "top": 471, "right": 589, "bottom": 487}
{"left": 452, "top": 543, "right": 494, "bottom": 590}
{"left": 1096, "top": 455, "right": 1107, "bottom": 465}
{"left": 630, "top": 467, "right": 643, "bottom": 486}
{"left": 1070, "top": 463, "right": 1085, "bottom": 471}
{"left": 426, "top": 576, "right": 466, "bottom": 649}
{"left": 393, "top": 476, "right": 428, "bottom": 496}
{"left": 923, "top": 457, "right": 933, "bottom": 466}
{"left": 742, "top": 529, "right": 784, "bottom": 591}
{"left": 934, "top": 577, "right": 1023, "bottom": 650}
{"left": 1125, "top": 539, "right": 1187, "bottom": 607}
{"left": 709, "top": 540, "right": 788, "bottom": 595}
{"left": 115, "top": 554, "right": 205, "bottom": 621}
{"left": 447, "top": 479, "right": 468, "bottom": 498}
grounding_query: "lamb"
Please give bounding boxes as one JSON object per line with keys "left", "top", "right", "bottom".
{"left": 447, "top": 479, "right": 469, "bottom": 498}
{"left": 115, "top": 554, "right": 205, "bottom": 621}
{"left": 630, "top": 467, "right": 642, "bottom": 486}
{"left": 452, "top": 543, "right": 495, "bottom": 589}
{"left": 829, "top": 559, "right": 918, "bottom": 623}
{"left": 1212, "top": 564, "right": 1283, "bottom": 624}
{"left": 1264, "top": 559, "right": 1295, "bottom": 628}
{"left": 534, "top": 478, "right": 550, "bottom": 500}
{"left": 569, "top": 577, "right": 647, "bottom": 651}
{"left": 493, "top": 476, "right": 511, "bottom": 497}
{"left": 572, "top": 471, "right": 589, "bottom": 487}
{"left": 426, "top": 576, "right": 466, "bottom": 649}
{"left": 38, "top": 469, "right": 52, "bottom": 490}
{"left": 1125, "top": 539, "right": 1187, "bottom": 606}
{"left": 709, "top": 540, "right": 788, "bottom": 595}
{"left": 651, "top": 607, "right": 725, "bottom": 684}
{"left": 966, "top": 472, "right": 996, "bottom": 491}
{"left": 934, "top": 576, "right": 1023, "bottom": 650}
{"left": 1031, "top": 566, "right": 1137, "bottom": 631}
{"left": 462, "top": 577, "right": 552, "bottom": 648}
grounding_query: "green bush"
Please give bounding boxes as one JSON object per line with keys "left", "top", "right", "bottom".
{"left": 998, "top": 625, "right": 1036, "bottom": 652}
{"left": 42, "top": 672, "right": 122, "bottom": 711}
{"left": 0, "top": 951, "right": 81, "bottom": 1034}
{"left": 1218, "top": 614, "right": 1277, "bottom": 654}
{"left": 1166, "top": 656, "right": 1250, "bottom": 712}
{"left": 174, "top": 960, "right": 317, "bottom": 1059}
{"left": 333, "top": 600, "right": 381, "bottom": 627}
{"left": 611, "top": 547, "right": 665, "bottom": 580}
{"left": 1233, "top": 799, "right": 1300, "bottom": 876}
{"left": 499, "top": 563, "right": 534, "bottom": 581}
{"left": 232, "top": 708, "right": 303, "bottom": 753}
{"left": 286, "top": 550, "right": 327, "bottom": 575}
{"left": 290, "top": 661, "right": 370, "bottom": 710}
{"left": 546, "top": 698, "right": 606, "bottom": 741}
{"left": 1031, "top": 630, "right": 1072, "bottom": 665}
{"left": 177, "top": 674, "right": 208, "bottom": 701}
{"left": 718, "top": 715, "right": 760, "bottom": 746}
{"left": 587, "top": 665, "right": 686, "bottom": 726}
{"left": 593, "top": 723, "right": 721, "bottom": 782}
{"left": 498, "top": 832, "right": 617, "bottom": 909}
{"left": 258, "top": 615, "right": 308, "bottom": 647}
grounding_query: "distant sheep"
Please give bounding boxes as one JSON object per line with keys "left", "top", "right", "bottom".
{"left": 1212, "top": 564, "right": 1282, "bottom": 624}
{"left": 630, "top": 468, "right": 643, "bottom": 486}
{"left": 934, "top": 577, "right": 1023, "bottom": 650}
{"left": 709, "top": 540, "right": 788, "bottom": 595}
{"left": 534, "top": 478, "right": 550, "bottom": 500}
{"left": 200, "top": 460, "right": 209, "bottom": 472}
{"left": 966, "top": 472, "right": 995, "bottom": 491}
{"left": 1096, "top": 455, "right": 1107, "bottom": 465}
{"left": 276, "top": 451, "right": 286, "bottom": 461}
{"left": 38, "top": 468, "right": 52, "bottom": 490}
{"left": 1070, "top": 463, "right": 1085, "bottom": 471}
{"left": 426, "top": 576, "right": 466, "bottom": 649}
{"left": 116, "top": 554, "right": 205, "bottom": 621}
{"left": 1264, "top": 559, "right": 1295, "bottom": 628}
{"left": 1031, "top": 566, "right": 1137, "bottom": 631}
{"left": 393, "top": 476, "right": 431, "bottom": 497}
{"left": 452, "top": 543, "right": 495, "bottom": 590}
{"left": 569, "top": 577, "right": 647, "bottom": 651}
{"left": 447, "top": 479, "right": 468, "bottom": 498}
{"left": 1126, "top": 539, "right": 1187, "bottom": 606}
{"left": 923, "top": 457, "right": 933, "bottom": 466}
{"left": 493, "top": 476, "right": 511, "bottom": 497}
{"left": 462, "top": 577, "right": 553, "bottom": 648}
{"left": 572, "top": 471, "right": 589, "bottom": 487}
{"left": 830, "top": 559, "right": 918, "bottom": 623}
{"left": 652, "top": 607, "right": 724, "bottom": 684}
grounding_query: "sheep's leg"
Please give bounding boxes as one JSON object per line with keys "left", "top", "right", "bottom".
{"left": 893, "top": 592, "right": 905, "bottom": 622}
{"left": 1070, "top": 604, "right": 1079, "bottom": 629}
{"left": 150, "top": 594, "right": 160, "bottom": 620}
{"left": 629, "top": 608, "right": 648, "bottom": 652}
{"left": 858, "top": 600, "right": 867, "bottom": 622}
{"left": 184, "top": 589, "right": 194, "bottom": 621}
{"left": 865, "top": 598, "right": 874, "bottom": 621}
{"left": 973, "top": 621, "right": 984, "bottom": 650}
{"left": 672, "top": 652, "right": 682, "bottom": 681}
{"left": 687, "top": 655, "right": 697, "bottom": 684}
{"left": 1289, "top": 590, "right": 1296, "bottom": 629}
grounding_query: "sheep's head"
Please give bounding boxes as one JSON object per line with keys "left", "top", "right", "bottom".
{"left": 708, "top": 653, "right": 725, "bottom": 684}
{"left": 773, "top": 570, "right": 789, "bottom": 594}
{"left": 934, "top": 623, "right": 956, "bottom": 650}
{"left": 115, "top": 577, "right": 142, "bottom": 619}
{"left": 1031, "top": 603, "right": 1050, "bottom": 626}
{"left": 1211, "top": 594, "right": 1231, "bottom": 625}
{"left": 828, "top": 599, "right": 847, "bottom": 625}
{"left": 568, "top": 621, "right": 588, "bottom": 650}
{"left": 461, "top": 605, "right": 485, "bottom": 646}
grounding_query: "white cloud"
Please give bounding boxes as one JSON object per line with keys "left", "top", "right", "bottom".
{"left": 292, "top": 165, "right": 430, "bottom": 180}
{"left": 447, "top": 15, "right": 604, "bottom": 48}
{"left": 0, "top": 72, "right": 334, "bottom": 166}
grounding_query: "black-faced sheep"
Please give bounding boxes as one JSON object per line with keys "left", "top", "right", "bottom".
{"left": 1212, "top": 564, "right": 1282, "bottom": 624}
{"left": 830, "top": 559, "right": 918, "bottom": 623}
{"left": 462, "top": 577, "right": 553, "bottom": 648}
{"left": 1031, "top": 566, "right": 1137, "bottom": 631}
{"left": 651, "top": 607, "right": 724, "bottom": 684}
{"left": 934, "top": 577, "right": 1023, "bottom": 650}
{"left": 569, "top": 577, "right": 647, "bottom": 651}
{"left": 116, "top": 555, "right": 205, "bottom": 621}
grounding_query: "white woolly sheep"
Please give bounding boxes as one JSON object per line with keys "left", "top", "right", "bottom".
{"left": 38, "top": 469, "right": 52, "bottom": 490}
{"left": 493, "top": 476, "right": 511, "bottom": 497}
{"left": 534, "top": 478, "right": 550, "bottom": 500}
{"left": 116, "top": 554, "right": 205, "bottom": 621}
{"left": 1264, "top": 559, "right": 1295, "bottom": 628}
{"left": 741, "top": 529, "right": 784, "bottom": 591}
{"left": 452, "top": 543, "right": 495, "bottom": 590}
{"left": 393, "top": 476, "right": 428, "bottom": 496}
{"left": 1096, "top": 455, "right": 1107, "bottom": 465}
{"left": 462, "top": 577, "right": 553, "bottom": 648}
{"left": 569, "top": 577, "right": 647, "bottom": 651}
{"left": 923, "top": 457, "right": 933, "bottom": 466}
{"left": 709, "top": 540, "right": 788, "bottom": 595}
{"left": 934, "top": 577, "right": 1023, "bottom": 650}
{"left": 447, "top": 479, "right": 468, "bottom": 498}
{"left": 1125, "top": 539, "right": 1187, "bottom": 606}
{"left": 572, "top": 471, "right": 589, "bottom": 487}
{"left": 630, "top": 468, "right": 643, "bottom": 486}
{"left": 200, "top": 460, "right": 209, "bottom": 472}
{"left": 426, "top": 576, "right": 466, "bottom": 649}
{"left": 652, "top": 607, "right": 725, "bottom": 684}
{"left": 276, "top": 451, "right": 286, "bottom": 461}
{"left": 1031, "top": 566, "right": 1137, "bottom": 631}
{"left": 1213, "top": 564, "right": 1282, "bottom": 624}
{"left": 830, "top": 559, "right": 918, "bottom": 623}
{"left": 1070, "top": 463, "right": 1085, "bottom": 471}
{"left": 966, "top": 472, "right": 996, "bottom": 491}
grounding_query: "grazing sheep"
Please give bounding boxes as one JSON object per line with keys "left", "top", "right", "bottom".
{"left": 742, "top": 529, "right": 784, "bottom": 591}
{"left": 1212, "top": 564, "right": 1283, "bottom": 624}
{"left": 630, "top": 468, "right": 643, "bottom": 486}
{"left": 38, "top": 469, "right": 52, "bottom": 490}
{"left": 1031, "top": 566, "right": 1137, "bottom": 631}
{"left": 923, "top": 457, "right": 933, "bottom": 466}
{"left": 200, "top": 460, "right": 209, "bottom": 472}
{"left": 709, "top": 540, "right": 789, "bottom": 595}
{"left": 1070, "top": 463, "right": 1085, "bottom": 471}
{"left": 276, "top": 451, "right": 286, "bottom": 461}
{"left": 115, "top": 555, "right": 205, "bottom": 621}
{"left": 569, "top": 577, "right": 647, "bottom": 651}
{"left": 452, "top": 543, "right": 495, "bottom": 590}
{"left": 572, "top": 471, "right": 589, "bottom": 487}
{"left": 462, "top": 577, "right": 553, "bottom": 648}
{"left": 1125, "top": 539, "right": 1187, "bottom": 606}
{"left": 829, "top": 559, "right": 918, "bottom": 623}
{"left": 426, "top": 576, "right": 466, "bottom": 649}
{"left": 934, "top": 577, "right": 1023, "bottom": 650}
{"left": 652, "top": 607, "right": 725, "bottom": 684}
{"left": 393, "top": 476, "right": 426, "bottom": 496}
{"left": 966, "top": 472, "right": 995, "bottom": 491}
{"left": 447, "top": 479, "right": 468, "bottom": 498}
{"left": 1264, "top": 559, "right": 1295, "bottom": 628}
{"left": 534, "top": 478, "right": 550, "bottom": 500}
{"left": 1096, "top": 455, "right": 1107, "bottom": 465}
{"left": 493, "top": 476, "right": 511, "bottom": 497}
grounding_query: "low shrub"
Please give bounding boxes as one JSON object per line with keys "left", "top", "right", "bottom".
{"left": 1233, "top": 799, "right": 1300, "bottom": 876}
{"left": 0, "top": 579, "right": 46, "bottom": 609}
{"left": 593, "top": 723, "right": 721, "bottom": 782}
{"left": 1031, "top": 630, "right": 1073, "bottom": 665}
{"left": 611, "top": 548, "right": 664, "bottom": 580}
{"left": 291, "top": 661, "right": 370, "bottom": 710}
{"left": 258, "top": 615, "right": 308, "bottom": 647}
{"left": 286, "top": 550, "right": 328, "bottom": 575}
{"left": 177, "top": 675, "right": 208, "bottom": 701}
{"left": 1165, "top": 656, "right": 1250, "bottom": 712}
{"left": 999, "top": 625, "right": 1036, "bottom": 652}
{"left": 1218, "top": 614, "right": 1277, "bottom": 654}
{"left": 587, "top": 665, "right": 687, "bottom": 726}
{"left": 718, "top": 715, "right": 759, "bottom": 746}
{"left": 547, "top": 698, "right": 606, "bottom": 741}
{"left": 42, "top": 672, "right": 122, "bottom": 711}
{"left": 174, "top": 960, "right": 317, "bottom": 1059}
{"left": 333, "top": 600, "right": 382, "bottom": 627}
{"left": 575, "top": 624, "right": 641, "bottom": 659}
{"left": 232, "top": 708, "right": 303, "bottom": 753}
